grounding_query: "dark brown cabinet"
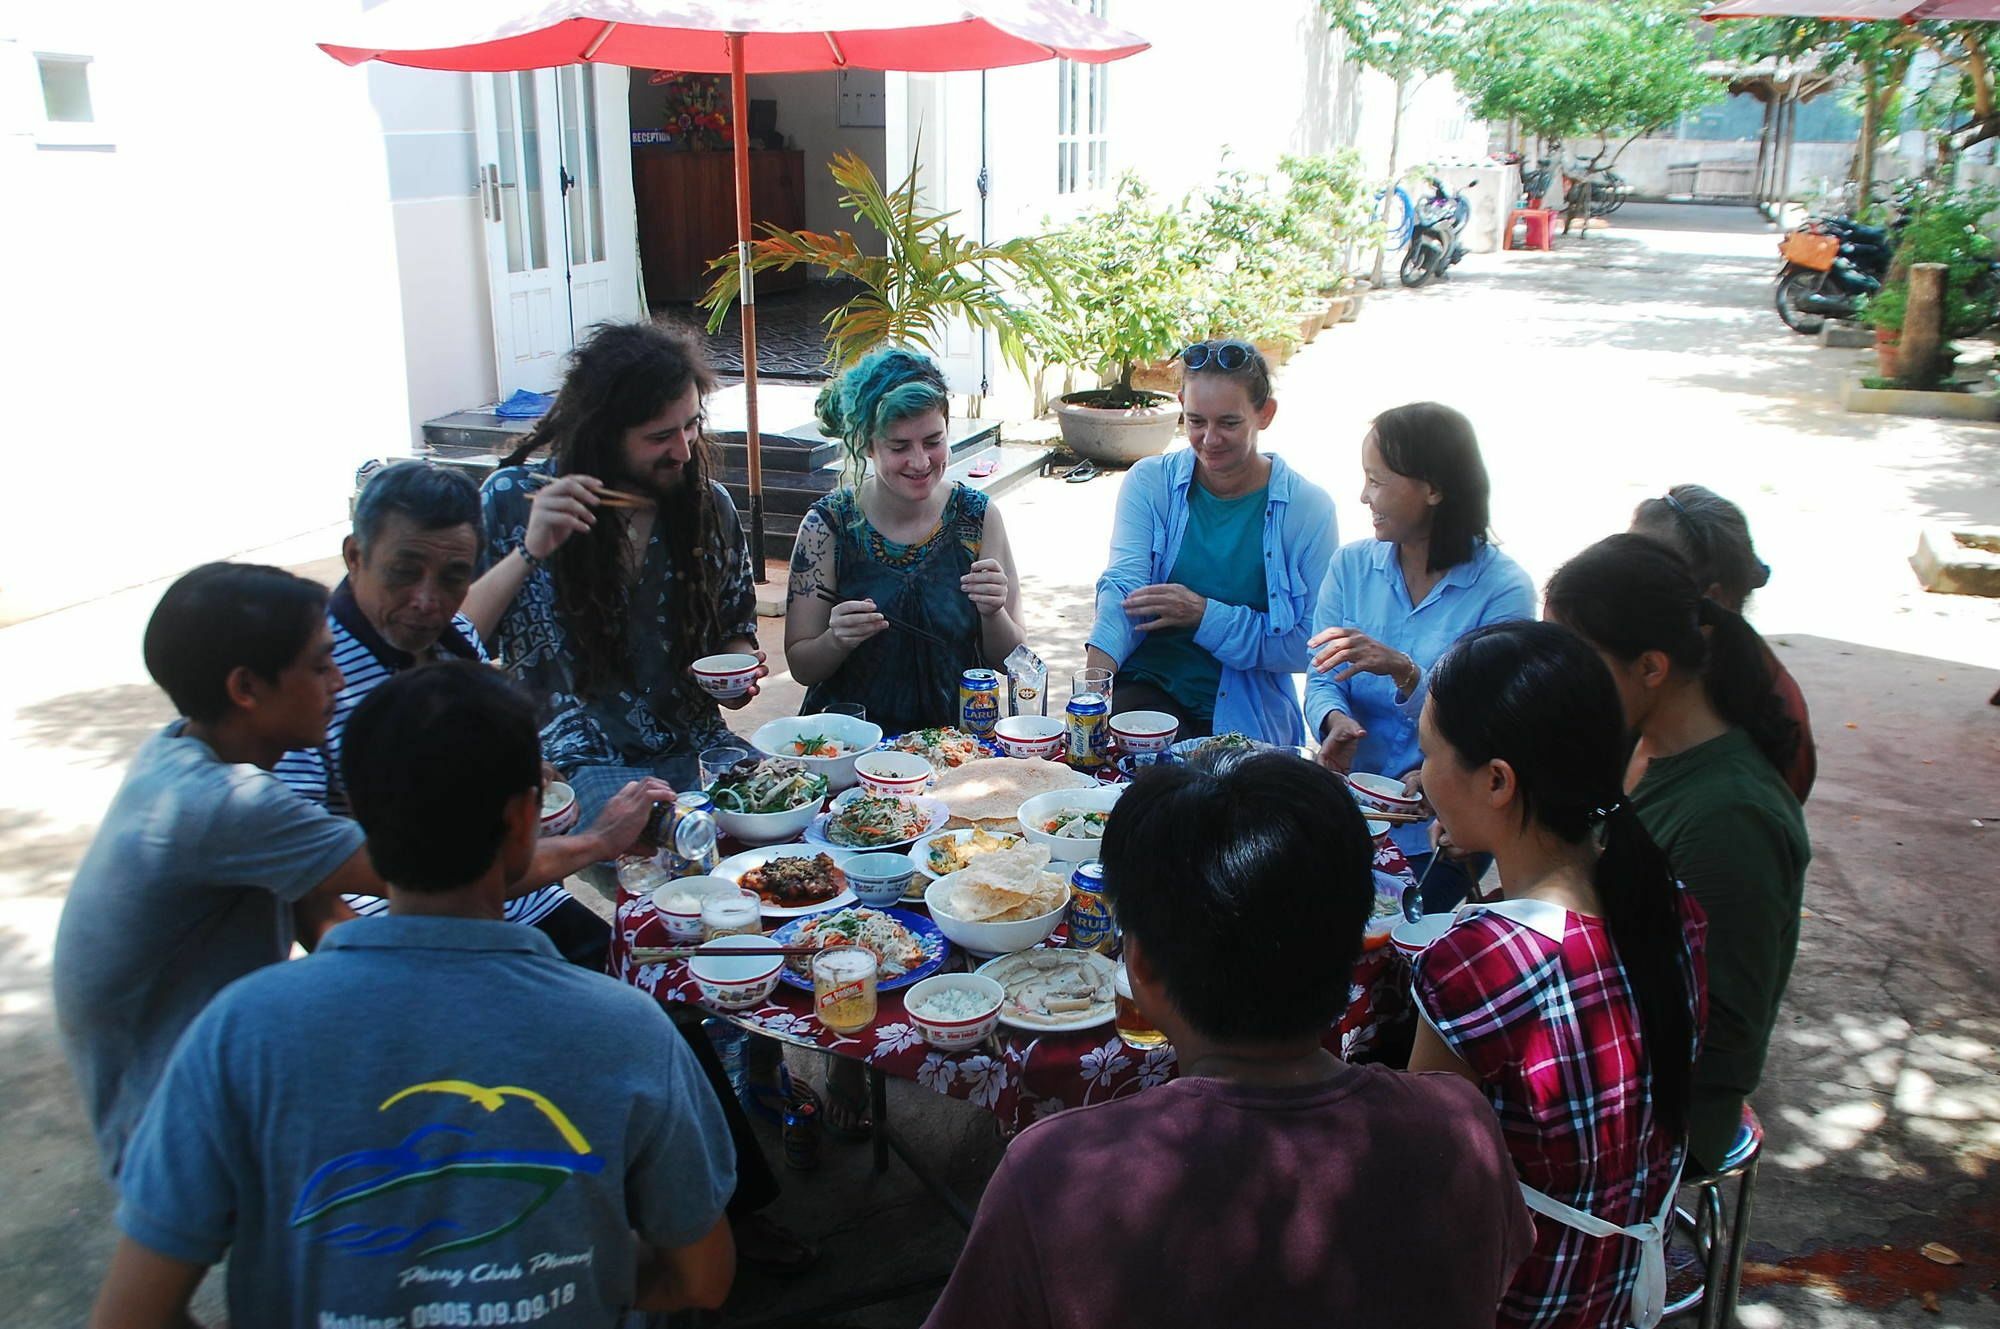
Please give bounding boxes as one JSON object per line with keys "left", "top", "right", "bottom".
{"left": 632, "top": 148, "right": 807, "bottom": 305}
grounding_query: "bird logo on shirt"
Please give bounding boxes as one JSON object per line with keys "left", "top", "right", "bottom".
{"left": 289, "top": 1079, "right": 606, "bottom": 1259}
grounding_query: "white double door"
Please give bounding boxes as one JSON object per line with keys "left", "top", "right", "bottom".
{"left": 473, "top": 66, "right": 640, "bottom": 397}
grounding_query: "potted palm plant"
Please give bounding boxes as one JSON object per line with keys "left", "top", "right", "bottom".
{"left": 1025, "top": 177, "right": 1197, "bottom": 465}
{"left": 698, "top": 147, "right": 1047, "bottom": 378}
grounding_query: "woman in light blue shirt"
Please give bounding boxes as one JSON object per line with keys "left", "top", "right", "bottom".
{"left": 1306, "top": 402, "right": 1535, "bottom": 909}
{"left": 1085, "top": 340, "right": 1336, "bottom": 745}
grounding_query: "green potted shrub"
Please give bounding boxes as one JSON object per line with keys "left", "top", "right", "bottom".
{"left": 1857, "top": 184, "right": 2000, "bottom": 386}
{"left": 1026, "top": 176, "right": 1197, "bottom": 464}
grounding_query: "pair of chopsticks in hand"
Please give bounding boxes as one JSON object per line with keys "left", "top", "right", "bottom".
{"left": 526, "top": 477, "right": 654, "bottom": 510}
{"left": 813, "top": 587, "right": 949, "bottom": 647}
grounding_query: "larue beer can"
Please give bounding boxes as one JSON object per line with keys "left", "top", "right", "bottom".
{"left": 664, "top": 791, "right": 721, "bottom": 878}
{"left": 958, "top": 667, "right": 1002, "bottom": 739}
{"left": 1064, "top": 691, "right": 1110, "bottom": 770}
{"left": 1065, "top": 859, "right": 1118, "bottom": 954}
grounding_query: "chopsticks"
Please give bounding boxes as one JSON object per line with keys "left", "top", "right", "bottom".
{"left": 524, "top": 475, "right": 656, "bottom": 510}
{"left": 812, "top": 587, "right": 950, "bottom": 647}
{"left": 632, "top": 944, "right": 820, "bottom": 965}
{"left": 1364, "top": 808, "right": 1430, "bottom": 825}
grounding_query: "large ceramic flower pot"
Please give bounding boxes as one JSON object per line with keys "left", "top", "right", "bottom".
{"left": 1053, "top": 392, "right": 1181, "bottom": 466}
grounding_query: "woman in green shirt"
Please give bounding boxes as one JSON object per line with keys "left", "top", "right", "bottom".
{"left": 1545, "top": 534, "right": 1809, "bottom": 1170}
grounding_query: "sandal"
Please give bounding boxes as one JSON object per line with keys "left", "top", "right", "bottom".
{"left": 1063, "top": 459, "right": 1098, "bottom": 483}
{"left": 822, "top": 1087, "right": 873, "bottom": 1141}
{"left": 967, "top": 455, "right": 998, "bottom": 479}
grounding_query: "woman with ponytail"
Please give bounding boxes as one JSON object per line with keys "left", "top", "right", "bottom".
{"left": 1545, "top": 533, "right": 1810, "bottom": 1172}
{"left": 1408, "top": 620, "right": 1705, "bottom": 1329}
{"left": 784, "top": 347, "right": 1025, "bottom": 734}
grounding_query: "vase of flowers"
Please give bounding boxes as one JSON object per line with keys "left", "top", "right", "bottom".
{"left": 648, "top": 72, "right": 729, "bottom": 151}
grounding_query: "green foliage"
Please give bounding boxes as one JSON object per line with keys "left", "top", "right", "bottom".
{"left": 1278, "top": 150, "right": 1378, "bottom": 291}
{"left": 1319, "top": 0, "right": 1466, "bottom": 83}
{"left": 1021, "top": 176, "right": 1200, "bottom": 403}
{"left": 1450, "top": 0, "right": 1714, "bottom": 144}
{"left": 1879, "top": 184, "right": 1999, "bottom": 338}
{"left": 698, "top": 149, "right": 1048, "bottom": 375}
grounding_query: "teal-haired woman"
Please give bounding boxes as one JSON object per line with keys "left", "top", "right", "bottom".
{"left": 785, "top": 348, "right": 1025, "bottom": 734}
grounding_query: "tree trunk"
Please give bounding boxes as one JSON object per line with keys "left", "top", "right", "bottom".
{"left": 1858, "top": 66, "right": 1878, "bottom": 216}
{"left": 1371, "top": 74, "right": 1408, "bottom": 288}
{"left": 1899, "top": 262, "right": 1948, "bottom": 387}
{"left": 1753, "top": 96, "right": 1774, "bottom": 209}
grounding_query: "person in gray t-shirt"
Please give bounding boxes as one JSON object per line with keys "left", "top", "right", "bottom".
{"left": 93, "top": 661, "right": 736, "bottom": 1326}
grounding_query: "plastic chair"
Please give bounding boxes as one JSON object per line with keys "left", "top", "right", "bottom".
{"left": 1507, "top": 208, "right": 1556, "bottom": 251}
{"left": 1665, "top": 1104, "right": 1763, "bottom": 1326}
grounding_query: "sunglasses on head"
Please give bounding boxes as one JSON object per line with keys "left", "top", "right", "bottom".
{"left": 1179, "top": 339, "right": 1260, "bottom": 371}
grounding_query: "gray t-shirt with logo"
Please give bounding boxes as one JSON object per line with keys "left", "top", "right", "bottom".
{"left": 115, "top": 916, "right": 734, "bottom": 1327}
{"left": 53, "top": 722, "right": 366, "bottom": 1178}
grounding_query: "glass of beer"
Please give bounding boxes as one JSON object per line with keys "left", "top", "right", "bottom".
{"left": 1071, "top": 667, "right": 1113, "bottom": 711}
{"left": 1114, "top": 961, "right": 1167, "bottom": 1051}
{"left": 812, "top": 946, "right": 879, "bottom": 1034}
{"left": 700, "top": 889, "right": 762, "bottom": 941}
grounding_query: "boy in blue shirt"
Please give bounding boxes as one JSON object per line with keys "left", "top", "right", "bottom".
{"left": 89, "top": 662, "right": 735, "bottom": 1327}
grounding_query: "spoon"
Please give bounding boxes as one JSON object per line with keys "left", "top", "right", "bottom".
{"left": 1401, "top": 853, "right": 1443, "bottom": 924}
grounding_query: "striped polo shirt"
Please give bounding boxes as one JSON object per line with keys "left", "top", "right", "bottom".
{"left": 274, "top": 583, "right": 570, "bottom": 927}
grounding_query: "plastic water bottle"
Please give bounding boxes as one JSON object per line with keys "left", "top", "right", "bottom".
{"left": 704, "top": 1018, "right": 751, "bottom": 1107}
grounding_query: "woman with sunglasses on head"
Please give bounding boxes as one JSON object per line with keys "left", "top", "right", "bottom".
{"left": 1306, "top": 403, "right": 1535, "bottom": 910}
{"left": 1084, "top": 339, "right": 1336, "bottom": 744}
{"left": 785, "top": 347, "right": 1025, "bottom": 737}
{"left": 1545, "top": 534, "right": 1808, "bottom": 1175}
{"left": 1409, "top": 620, "right": 1705, "bottom": 1329}
{"left": 1630, "top": 485, "right": 1816, "bottom": 802}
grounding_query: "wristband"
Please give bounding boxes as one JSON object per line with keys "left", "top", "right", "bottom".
{"left": 516, "top": 542, "right": 543, "bottom": 572}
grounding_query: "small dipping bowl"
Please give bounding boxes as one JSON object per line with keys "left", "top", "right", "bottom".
{"left": 691, "top": 652, "right": 760, "bottom": 700}
{"left": 1346, "top": 771, "right": 1424, "bottom": 817}
{"left": 651, "top": 874, "right": 740, "bottom": 943}
{"left": 1389, "top": 912, "right": 1456, "bottom": 960}
{"left": 843, "top": 852, "right": 917, "bottom": 907}
{"left": 1109, "top": 710, "right": 1180, "bottom": 755}
{"left": 540, "top": 782, "right": 579, "bottom": 838}
{"left": 687, "top": 933, "right": 785, "bottom": 1010}
{"left": 902, "top": 973, "right": 1005, "bottom": 1050}
{"left": 994, "top": 714, "right": 1065, "bottom": 759}
{"left": 854, "top": 749, "right": 935, "bottom": 797}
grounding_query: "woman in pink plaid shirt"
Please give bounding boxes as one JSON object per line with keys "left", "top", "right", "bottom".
{"left": 1408, "top": 621, "right": 1706, "bottom": 1329}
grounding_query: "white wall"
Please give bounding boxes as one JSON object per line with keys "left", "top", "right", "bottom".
{"left": 367, "top": 63, "right": 496, "bottom": 436}
{"left": 0, "top": 1, "right": 408, "bottom": 623}
{"left": 746, "top": 71, "right": 887, "bottom": 251}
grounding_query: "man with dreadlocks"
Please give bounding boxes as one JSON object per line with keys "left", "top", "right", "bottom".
{"left": 465, "top": 321, "right": 766, "bottom": 806}
{"left": 464, "top": 321, "right": 817, "bottom": 1273}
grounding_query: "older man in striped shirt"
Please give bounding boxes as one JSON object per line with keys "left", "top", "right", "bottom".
{"left": 276, "top": 462, "right": 620, "bottom": 966}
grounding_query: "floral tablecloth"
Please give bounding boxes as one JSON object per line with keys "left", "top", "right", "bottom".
{"left": 611, "top": 837, "right": 1417, "bottom": 1135}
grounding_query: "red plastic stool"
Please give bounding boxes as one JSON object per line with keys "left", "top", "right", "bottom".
{"left": 1507, "top": 208, "right": 1555, "bottom": 251}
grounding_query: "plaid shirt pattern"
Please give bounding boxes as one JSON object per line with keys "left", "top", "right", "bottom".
{"left": 1414, "top": 891, "right": 1707, "bottom": 1329}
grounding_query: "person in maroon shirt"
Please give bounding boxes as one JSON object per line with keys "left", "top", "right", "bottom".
{"left": 1631, "top": 485, "right": 1816, "bottom": 802}
{"left": 923, "top": 751, "right": 1533, "bottom": 1329}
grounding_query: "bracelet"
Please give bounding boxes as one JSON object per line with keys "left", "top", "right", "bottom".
{"left": 515, "top": 542, "right": 542, "bottom": 572}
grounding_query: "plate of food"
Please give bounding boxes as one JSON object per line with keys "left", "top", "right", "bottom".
{"left": 885, "top": 726, "right": 991, "bottom": 770}
{"left": 805, "top": 787, "right": 950, "bottom": 852}
{"left": 706, "top": 756, "right": 829, "bottom": 845}
{"left": 976, "top": 947, "right": 1118, "bottom": 1032}
{"left": 926, "top": 844, "right": 1071, "bottom": 955}
{"left": 1017, "top": 785, "right": 1123, "bottom": 862}
{"left": 713, "top": 845, "right": 856, "bottom": 918}
{"left": 771, "top": 905, "right": 948, "bottom": 993}
{"left": 1169, "top": 732, "right": 1271, "bottom": 761}
{"left": 907, "top": 825, "right": 1028, "bottom": 885}
{"left": 930, "top": 756, "right": 1095, "bottom": 832}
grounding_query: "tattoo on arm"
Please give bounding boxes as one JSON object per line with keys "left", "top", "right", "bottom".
{"left": 789, "top": 512, "right": 834, "bottom": 602}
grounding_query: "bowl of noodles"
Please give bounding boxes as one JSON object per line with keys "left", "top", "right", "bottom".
{"left": 707, "top": 756, "right": 830, "bottom": 845}
{"left": 751, "top": 714, "right": 884, "bottom": 792}
{"left": 925, "top": 844, "right": 1072, "bottom": 955}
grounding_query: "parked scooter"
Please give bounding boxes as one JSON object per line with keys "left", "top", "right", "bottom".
{"left": 1773, "top": 214, "right": 1900, "bottom": 335}
{"left": 1399, "top": 177, "right": 1477, "bottom": 288}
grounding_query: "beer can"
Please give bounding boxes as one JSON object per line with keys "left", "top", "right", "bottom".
{"left": 958, "top": 667, "right": 1002, "bottom": 739}
{"left": 665, "top": 791, "right": 720, "bottom": 878}
{"left": 1064, "top": 692, "right": 1111, "bottom": 770}
{"left": 1065, "top": 859, "right": 1118, "bottom": 954}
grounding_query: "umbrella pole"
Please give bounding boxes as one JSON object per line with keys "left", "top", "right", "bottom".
{"left": 728, "top": 34, "right": 766, "bottom": 583}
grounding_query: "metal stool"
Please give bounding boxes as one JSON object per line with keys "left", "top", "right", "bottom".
{"left": 1665, "top": 1104, "right": 1763, "bottom": 1326}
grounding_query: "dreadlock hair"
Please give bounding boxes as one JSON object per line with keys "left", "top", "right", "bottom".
{"left": 814, "top": 347, "right": 950, "bottom": 486}
{"left": 498, "top": 321, "right": 724, "bottom": 698}
{"left": 1546, "top": 533, "right": 1800, "bottom": 779}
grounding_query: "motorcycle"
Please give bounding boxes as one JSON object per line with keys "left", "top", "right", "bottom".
{"left": 1774, "top": 211, "right": 1902, "bottom": 334}
{"left": 1399, "top": 177, "right": 1477, "bottom": 288}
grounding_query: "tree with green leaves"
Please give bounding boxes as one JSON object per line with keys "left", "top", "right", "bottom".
{"left": 1319, "top": 0, "right": 1467, "bottom": 281}
{"left": 1451, "top": 0, "right": 1714, "bottom": 170}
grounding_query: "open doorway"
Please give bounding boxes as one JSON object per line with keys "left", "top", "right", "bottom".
{"left": 625, "top": 69, "right": 886, "bottom": 382}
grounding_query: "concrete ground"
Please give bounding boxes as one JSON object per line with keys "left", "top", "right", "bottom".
{"left": 3, "top": 203, "right": 1997, "bottom": 1326}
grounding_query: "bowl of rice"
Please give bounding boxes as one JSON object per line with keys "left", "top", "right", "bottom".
{"left": 902, "top": 973, "right": 1005, "bottom": 1050}
{"left": 651, "top": 875, "right": 742, "bottom": 942}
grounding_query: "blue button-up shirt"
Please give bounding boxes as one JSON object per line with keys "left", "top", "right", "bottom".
{"left": 1088, "top": 447, "right": 1336, "bottom": 746}
{"left": 1305, "top": 538, "right": 1537, "bottom": 853}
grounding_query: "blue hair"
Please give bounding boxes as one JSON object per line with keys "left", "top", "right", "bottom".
{"left": 814, "top": 347, "right": 950, "bottom": 483}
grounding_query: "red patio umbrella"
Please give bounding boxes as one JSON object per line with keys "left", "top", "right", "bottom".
{"left": 1700, "top": 0, "right": 2000, "bottom": 19}
{"left": 320, "top": 1, "right": 1150, "bottom": 574}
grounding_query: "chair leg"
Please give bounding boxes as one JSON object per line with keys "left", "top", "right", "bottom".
{"left": 1698, "top": 1185, "right": 1727, "bottom": 1329}
{"left": 1719, "top": 1160, "right": 1760, "bottom": 1327}
{"left": 869, "top": 1064, "right": 889, "bottom": 1175}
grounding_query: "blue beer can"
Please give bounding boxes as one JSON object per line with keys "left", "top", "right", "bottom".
{"left": 959, "top": 667, "right": 1002, "bottom": 739}
{"left": 1065, "top": 859, "right": 1118, "bottom": 954}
